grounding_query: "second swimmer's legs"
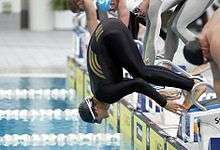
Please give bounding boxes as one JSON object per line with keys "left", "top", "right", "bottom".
{"left": 172, "top": 0, "right": 215, "bottom": 43}
{"left": 144, "top": 0, "right": 183, "bottom": 64}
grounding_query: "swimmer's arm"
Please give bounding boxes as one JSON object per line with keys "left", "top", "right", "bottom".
{"left": 117, "top": 0, "right": 129, "bottom": 26}
{"left": 95, "top": 78, "right": 167, "bottom": 107}
{"left": 84, "top": 0, "right": 98, "bottom": 34}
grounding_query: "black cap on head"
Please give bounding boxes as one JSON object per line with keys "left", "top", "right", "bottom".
{"left": 183, "top": 40, "right": 204, "bottom": 65}
{"left": 78, "top": 98, "right": 95, "bottom": 123}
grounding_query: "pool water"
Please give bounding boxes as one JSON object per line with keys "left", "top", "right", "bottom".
{"left": 0, "top": 77, "right": 128, "bottom": 150}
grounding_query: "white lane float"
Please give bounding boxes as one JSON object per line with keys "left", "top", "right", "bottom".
{"left": 0, "top": 133, "right": 120, "bottom": 146}
{"left": 0, "top": 109, "right": 79, "bottom": 121}
{"left": 0, "top": 89, "right": 75, "bottom": 100}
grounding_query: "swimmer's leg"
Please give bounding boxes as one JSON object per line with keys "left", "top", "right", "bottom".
{"left": 163, "top": 1, "right": 185, "bottom": 61}
{"left": 96, "top": 78, "right": 167, "bottom": 107}
{"left": 171, "top": 0, "right": 214, "bottom": 43}
{"left": 144, "top": 0, "right": 182, "bottom": 64}
{"left": 102, "top": 20, "right": 195, "bottom": 91}
{"left": 143, "top": 0, "right": 162, "bottom": 65}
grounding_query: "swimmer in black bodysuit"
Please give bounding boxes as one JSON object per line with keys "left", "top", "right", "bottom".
{"left": 69, "top": 0, "right": 203, "bottom": 124}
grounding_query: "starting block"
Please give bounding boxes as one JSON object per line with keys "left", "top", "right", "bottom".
{"left": 178, "top": 98, "right": 220, "bottom": 150}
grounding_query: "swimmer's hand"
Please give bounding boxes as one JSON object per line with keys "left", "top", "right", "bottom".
{"left": 69, "top": 0, "right": 85, "bottom": 13}
{"left": 69, "top": 0, "right": 94, "bottom": 13}
{"left": 164, "top": 101, "right": 186, "bottom": 115}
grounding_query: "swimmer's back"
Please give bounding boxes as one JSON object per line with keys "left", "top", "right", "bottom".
{"left": 204, "top": 8, "right": 220, "bottom": 34}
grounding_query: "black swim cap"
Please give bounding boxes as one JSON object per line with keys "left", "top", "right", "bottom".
{"left": 78, "top": 97, "right": 96, "bottom": 123}
{"left": 183, "top": 40, "right": 204, "bottom": 65}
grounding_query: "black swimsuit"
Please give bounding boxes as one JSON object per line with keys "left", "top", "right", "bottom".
{"left": 87, "top": 18, "right": 194, "bottom": 107}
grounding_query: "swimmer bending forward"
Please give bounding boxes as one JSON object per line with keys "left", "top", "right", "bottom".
{"left": 69, "top": 0, "right": 200, "bottom": 124}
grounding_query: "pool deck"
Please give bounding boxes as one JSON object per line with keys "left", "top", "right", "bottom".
{"left": 0, "top": 30, "right": 73, "bottom": 74}
{"left": 0, "top": 30, "right": 213, "bottom": 82}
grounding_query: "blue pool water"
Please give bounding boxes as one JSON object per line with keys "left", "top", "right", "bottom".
{"left": 0, "top": 77, "right": 126, "bottom": 150}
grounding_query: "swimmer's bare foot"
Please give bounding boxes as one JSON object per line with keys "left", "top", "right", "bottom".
{"left": 183, "top": 83, "right": 207, "bottom": 109}
{"left": 159, "top": 89, "right": 181, "bottom": 100}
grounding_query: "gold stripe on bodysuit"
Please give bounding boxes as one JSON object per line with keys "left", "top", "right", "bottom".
{"left": 95, "top": 25, "right": 102, "bottom": 36}
{"left": 91, "top": 51, "right": 104, "bottom": 75}
{"left": 88, "top": 49, "right": 106, "bottom": 79}
{"left": 95, "top": 25, "right": 103, "bottom": 42}
{"left": 96, "top": 30, "right": 103, "bottom": 42}
{"left": 93, "top": 52, "right": 102, "bottom": 69}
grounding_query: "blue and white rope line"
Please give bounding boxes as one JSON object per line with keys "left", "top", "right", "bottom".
{"left": 0, "top": 109, "right": 79, "bottom": 121}
{"left": 0, "top": 133, "right": 120, "bottom": 146}
{"left": 0, "top": 89, "right": 75, "bottom": 100}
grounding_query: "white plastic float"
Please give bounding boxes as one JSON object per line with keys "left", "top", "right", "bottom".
{"left": 0, "top": 109, "right": 79, "bottom": 121}
{"left": 0, "top": 89, "right": 75, "bottom": 100}
{"left": 0, "top": 133, "right": 120, "bottom": 146}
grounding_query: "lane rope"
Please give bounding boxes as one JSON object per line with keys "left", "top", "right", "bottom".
{"left": 0, "top": 109, "right": 79, "bottom": 121}
{"left": 0, "top": 89, "right": 75, "bottom": 100}
{"left": 0, "top": 133, "right": 120, "bottom": 146}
